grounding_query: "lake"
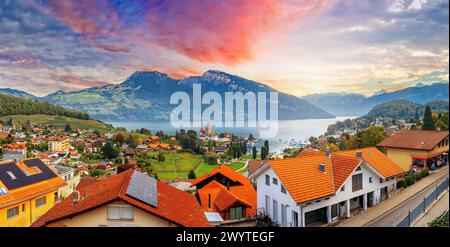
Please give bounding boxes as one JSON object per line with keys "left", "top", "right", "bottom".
{"left": 107, "top": 116, "right": 356, "bottom": 154}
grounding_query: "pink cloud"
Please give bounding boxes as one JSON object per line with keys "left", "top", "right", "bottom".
{"left": 42, "top": 0, "right": 337, "bottom": 65}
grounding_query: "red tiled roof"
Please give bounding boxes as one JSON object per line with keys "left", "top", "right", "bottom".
{"left": 191, "top": 164, "right": 250, "bottom": 187}
{"left": 32, "top": 170, "right": 209, "bottom": 227}
{"left": 377, "top": 130, "right": 449, "bottom": 151}
{"left": 247, "top": 160, "right": 266, "bottom": 176}
{"left": 197, "top": 180, "right": 256, "bottom": 217}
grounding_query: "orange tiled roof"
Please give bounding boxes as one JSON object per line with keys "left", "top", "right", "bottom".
{"left": 377, "top": 130, "right": 449, "bottom": 151}
{"left": 2, "top": 143, "right": 26, "bottom": 150}
{"left": 336, "top": 147, "right": 406, "bottom": 179}
{"left": 0, "top": 132, "right": 10, "bottom": 139}
{"left": 266, "top": 147, "right": 405, "bottom": 204}
{"left": 32, "top": 170, "right": 209, "bottom": 227}
{"left": 268, "top": 155, "right": 335, "bottom": 204}
{"left": 197, "top": 180, "right": 256, "bottom": 217}
{"left": 191, "top": 164, "right": 250, "bottom": 187}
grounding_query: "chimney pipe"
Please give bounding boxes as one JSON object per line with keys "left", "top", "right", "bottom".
{"left": 356, "top": 151, "right": 363, "bottom": 158}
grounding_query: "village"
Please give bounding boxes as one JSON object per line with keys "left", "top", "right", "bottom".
{"left": 0, "top": 108, "right": 448, "bottom": 228}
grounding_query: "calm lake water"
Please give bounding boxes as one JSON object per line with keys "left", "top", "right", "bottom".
{"left": 107, "top": 117, "right": 356, "bottom": 154}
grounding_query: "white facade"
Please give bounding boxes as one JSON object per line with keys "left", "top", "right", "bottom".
{"left": 253, "top": 161, "right": 398, "bottom": 227}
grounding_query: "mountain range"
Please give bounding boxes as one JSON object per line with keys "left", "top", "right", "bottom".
{"left": 2, "top": 70, "right": 333, "bottom": 121}
{"left": 1, "top": 71, "right": 449, "bottom": 122}
{"left": 302, "top": 82, "right": 449, "bottom": 116}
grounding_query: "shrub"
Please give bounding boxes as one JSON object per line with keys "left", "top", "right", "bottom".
{"left": 405, "top": 176, "right": 414, "bottom": 186}
{"left": 188, "top": 170, "right": 196, "bottom": 179}
{"left": 413, "top": 172, "right": 422, "bottom": 181}
{"left": 397, "top": 180, "right": 407, "bottom": 188}
{"left": 420, "top": 170, "right": 429, "bottom": 177}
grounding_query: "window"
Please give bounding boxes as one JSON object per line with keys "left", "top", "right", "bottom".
{"left": 6, "top": 171, "right": 16, "bottom": 180}
{"left": 272, "top": 177, "right": 278, "bottom": 185}
{"left": 22, "top": 204, "right": 25, "bottom": 213}
{"left": 369, "top": 177, "right": 373, "bottom": 183}
{"left": 265, "top": 195, "right": 270, "bottom": 214}
{"left": 281, "top": 184, "right": 287, "bottom": 194}
{"left": 281, "top": 205, "right": 287, "bottom": 226}
{"left": 35, "top": 196, "right": 46, "bottom": 207}
{"left": 107, "top": 205, "right": 134, "bottom": 220}
{"left": 291, "top": 211, "right": 299, "bottom": 227}
{"left": 272, "top": 199, "right": 278, "bottom": 222}
{"left": 341, "top": 185, "right": 345, "bottom": 192}
{"left": 230, "top": 207, "right": 243, "bottom": 220}
{"left": 265, "top": 175, "right": 270, "bottom": 186}
{"left": 32, "top": 166, "right": 42, "bottom": 174}
{"left": 380, "top": 178, "right": 384, "bottom": 183}
{"left": 7, "top": 206, "right": 19, "bottom": 219}
{"left": 352, "top": 174, "right": 363, "bottom": 192}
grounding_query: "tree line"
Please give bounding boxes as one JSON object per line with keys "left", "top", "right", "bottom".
{"left": 0, "top": 94, "right": 90, "bottom": 120}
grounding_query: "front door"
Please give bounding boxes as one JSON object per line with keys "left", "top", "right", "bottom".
{"left": 367, "top": 192, "right": 374, "bottom": 207}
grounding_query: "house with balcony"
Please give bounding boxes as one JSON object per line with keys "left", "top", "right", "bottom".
{"left": 250, "top": 147, "right": 405, "bottom": 227}
{"left": 377, "top": 130, "right": 449, "bottom": 172}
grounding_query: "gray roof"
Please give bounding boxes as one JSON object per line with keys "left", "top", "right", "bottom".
{"left": 51, "top": 165, "right": 74, "bottom": 175}
{"left": 2, "top": 151, "right": 26, "bottom": 162}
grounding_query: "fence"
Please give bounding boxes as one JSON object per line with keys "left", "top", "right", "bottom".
{"left": 393, "top": 176, "right": 449, "bottom": 227}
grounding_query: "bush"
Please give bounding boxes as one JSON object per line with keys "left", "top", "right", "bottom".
{"left": 397, "top": 180, "right": 407, "bottom": 188}
{"left": 420, "top": 170, "right": 429, "bottom": 177}
{"left": 188, "top": 170, "right": 196, "bottom": 179}
{"left": 405, "top": 176, "right": 414, "bottom": 186}
{"left": 413, "top": 172, "right": 422, "bottom": 181}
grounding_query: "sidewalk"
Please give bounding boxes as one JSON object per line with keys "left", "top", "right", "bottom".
{"left": 338, "top": 166, "right": 449, "bottom": 227}
{"left": 413, "top": 191, "right": 449, "bottom": 227}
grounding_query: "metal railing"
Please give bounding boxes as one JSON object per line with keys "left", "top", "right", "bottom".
{"left": 393, "top": 176, "right": 449, "bottom": 227}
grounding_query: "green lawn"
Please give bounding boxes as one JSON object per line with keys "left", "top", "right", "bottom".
{"left": 150, "top": 152, "right": 204, "bottom": 179}
{"left": 153, "top": 152, "right": 248, "bottom": 179}
{"left": 0, "top": 114, "right": 112, "bottom": 132}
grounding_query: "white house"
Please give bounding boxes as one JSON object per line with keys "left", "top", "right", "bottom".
{"left": 250, "top": 147, "right": 405, "bottom": 227}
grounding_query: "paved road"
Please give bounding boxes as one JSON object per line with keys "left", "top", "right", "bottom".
{"left": 366, "top": 176, "right": 448, "bottom": 227}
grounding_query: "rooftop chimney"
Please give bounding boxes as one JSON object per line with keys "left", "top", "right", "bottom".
{"left": 356, "top": 151, "right": 363, "bottom": 158}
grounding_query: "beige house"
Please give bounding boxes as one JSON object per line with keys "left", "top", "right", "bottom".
{"left": 47, "top": 137, "right": 70, "bottom": 153}
{"left": 51, "top": 165, "right": 80, "bottom": 199}
{"left": 32, "top": 170, "right": 209, "bottom": 227}
{"left": 377, "top": 130, "right": 449, "bottom": 172}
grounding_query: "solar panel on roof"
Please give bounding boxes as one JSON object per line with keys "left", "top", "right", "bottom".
{"left": 125, "top": 171, "right": 158, "bottom": 208}
{"left": 0, "top": 159, "right": 57, "bottom": 190}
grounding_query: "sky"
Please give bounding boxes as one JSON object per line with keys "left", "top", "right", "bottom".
{"left": 0, "top": 0, "right": 448, "bottom": 97}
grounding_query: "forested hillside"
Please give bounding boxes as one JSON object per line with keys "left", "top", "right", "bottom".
{"left": 0, "top": 94, "right": 90, "bottom": 120}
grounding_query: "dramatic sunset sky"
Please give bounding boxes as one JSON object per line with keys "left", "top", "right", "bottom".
{"left": 0, "top": 0, "right": 448, "bottom": 97}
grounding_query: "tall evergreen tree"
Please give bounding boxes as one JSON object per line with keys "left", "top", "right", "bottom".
{"left": 422, "top": 105, "right": 435, "bottom": 130}
{"left": 252, "top": 145, "right": 257, "bottom": 160}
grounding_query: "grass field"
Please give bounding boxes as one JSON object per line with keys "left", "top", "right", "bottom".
{"left": 0, "top": 114, "right": 112, "bottom": 132}
{"left": 153, "top": 151, "right": 248, "bottom": 179}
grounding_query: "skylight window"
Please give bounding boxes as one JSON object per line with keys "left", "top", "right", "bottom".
{"left": 32, "top": 166, "right": 42, "bottom": 174}
{"left": 6, "top": 171, "right": 17, "bottom": 180}
{"left": 0, "top": 187, "right": 8, "bottom": 195}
